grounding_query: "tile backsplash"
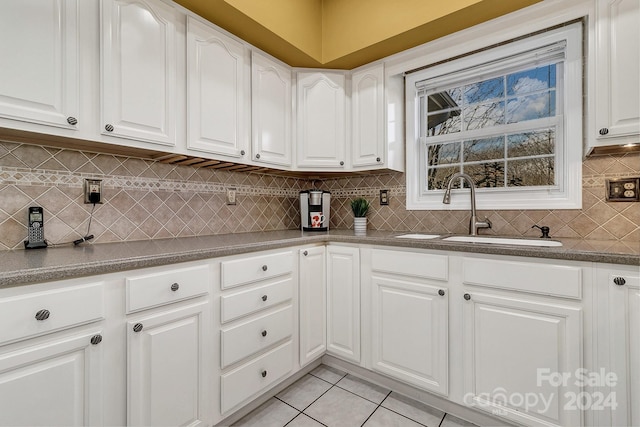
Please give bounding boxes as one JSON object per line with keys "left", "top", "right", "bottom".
{"left": 0, "top": 139, "right": 638, "bottom": 251}
{"left": 0, "top": 141, "right": 303, "bottom": 250}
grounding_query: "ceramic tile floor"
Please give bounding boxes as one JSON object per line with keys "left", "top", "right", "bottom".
{"left": 231, "top": 365, "right": 480, "bottom": 427}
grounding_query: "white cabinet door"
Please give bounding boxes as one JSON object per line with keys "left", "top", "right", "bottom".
{"left": 187, "top": 16, "right": 247, "bottom": 160}
{"left": 128, "top": 301, "right": 211, "bottom": 427}
{"left": 296, "top": 71, "right": 346, "bottom": 169}
{"left": 101, "top": 0, "right": 177, "bottom": 147}
{"left": 326, "top": 245, "right": 360, "bottom": 363}
{"left": 371, "top": 275, "right": 448, "bottom": 395}
{"left": 0, "top": 330, "right": 103, "bottom": 426}
{"left": 299, "top": 246, "right": 326, "bottom": 366}
{"left": 593, "top": 0, "right": 640, "bottom": 143}
{"left": 251, "top": 52, "right": 292, "bottom": 167}
{"left": 461, "top": 291, "right": 582, "bottom": 427}
{"left": 351, "top": 64, "right": 384, "bottom": 169}
{"left": 608, "top": 270, "right": 640, "bottom": 427}
{"left": 0, "top": 0, "right": 79, "bottom": 130}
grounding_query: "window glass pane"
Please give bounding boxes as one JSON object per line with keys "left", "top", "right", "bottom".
{"left": 464, "top": 77, "right": 504, "bottom": 104}
{"left": 465, "top": 162, "right": 505, "bottom": 188}
{"left": 463, "top": 137, "right": 504, "bottom": 162}
{"left": 427, "top": 109, "right": 461, "bottom": 135}
{"left": 464, "top": 101, "right": 504, "bottom": 130}
{"left": 428, "top": 142, "right": 461, "bottom": 166}
{"left": 507, "top": 129, "right": 555, "bottom": 158}
{"left": 507, "top": 158, "right": 554, "bottom": 186}
{"left": 506, "top": 91, "right": 556, "bottom": 123}
{"left": 428, "top": 88, "right": 463, "bottom": 112}
{"left": 427, "top": 166, "right": 460, "bottom": 190}
{"left": 507, "top": 64, "right": 556, "bottom": 96}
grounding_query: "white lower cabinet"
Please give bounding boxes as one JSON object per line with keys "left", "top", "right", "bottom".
{"left": 299, "top": 246, "right": 327, "bottom": 366}
{"left": 368, "top": 248, "right": 449, "bottom": 395}
{"left": 127, "top": 300, "right": 212, "bottom": 427}
{"left": 459, "top": 256, "right": 585, "bottom": 427}
{"left": 603, "top": 265, "right": 640, "bottom": 427}
{"left": 0, "top": 330, "right": 104, "bottom": 427}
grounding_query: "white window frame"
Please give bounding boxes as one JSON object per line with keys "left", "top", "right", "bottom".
{"left": 405, "top": 23, "right": 583, "bottom": 210}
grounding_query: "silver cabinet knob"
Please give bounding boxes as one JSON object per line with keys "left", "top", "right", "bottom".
{"left": 339, "top": 161, "right": 344, "bottom": 166}
{"left": 67, "top": 116, "right": 78, "bottom": 125}
{"left": 303, "top": 250, "right": 308, "bottom": 256}
{"left": 261, "top": 295, "right": 268, "bottom": 302}
{"left": 613, "top": 277, "right": 626, "bottom": 286}
{"left": 463, "top": 293, "right": 471, "bottom": 301}
{"left": 256, "top": 153, "right": 261, "bottom": 159}
{"left": 438, "top": 289, "right": 445, "bottom": 296}
{"left": 262, "top": 265, "right": 268, "bottom": 271}
{"left": 35, "top": 309, "right": 50, "bottom": 321}
{"left": 170, "top": 283, "right": 179, "bottom": 292}
{"left": 376, "top": 157, "right": 381, "bottom": 162}
{"left": 133, "top": 323, "right": 144, "bottom": 333}
{"left": 240, "top": 150, "right": 245, "bottom": 155}
{"left": 261, "top": 330, "right": 267, "bottom": 337}
{"left": 105, "top": 124, "right": 114, "bottom": 132}
{"left": 261, "top": 370, "right": 267, "bottom": 378}
{"left": 599, "top": 128, "right": 609, "bottom": 136}
{"left": 90, "top": 334, "right": 103, "bottom": 345}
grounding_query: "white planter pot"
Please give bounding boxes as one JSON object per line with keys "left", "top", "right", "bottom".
{"left": 353, "top": 217, "right": 367, "bottom": 235}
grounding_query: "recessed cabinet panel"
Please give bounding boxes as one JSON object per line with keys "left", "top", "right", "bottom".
{"left": 0, "top": 0, "right": 79, "bottom": 130}
{"left": 101, "top": 0, "right": 177, "bottom": 146}
{"left": 187, "top": 16, "right": 246, "bottom": 158}
{"left": 296, "top": 72, "right": 346, "bottom": 168}
{"left": 462, "top": 292, "right": 582, "bottom": 427}
{"left": 0, "top": 331, "right": 103, "bottom": 427}
{"left": 371, "top": 276, "right": 448, "bottom": 395}
{"left": 299, "top": 246, "right": 327, "bottom": 366}
{"left": 594, "top": 0, "right": 640, "bottom": 142}
{"left": 252, "top": 52, "right": 292, "bottom": 167}
{"left": 609, "top": 271, "right": 640, "bottom": 427}
{"left": 352, "top": 64, "right": 384, "bottom": 168}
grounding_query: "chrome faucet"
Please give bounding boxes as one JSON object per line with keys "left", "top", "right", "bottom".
{"left": 442, "top": 172, "right": 492, "bottom": 236}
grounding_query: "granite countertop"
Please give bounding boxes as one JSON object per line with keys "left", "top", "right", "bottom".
{"left": 1, "top": 229, "right": 638, "bottom": 288}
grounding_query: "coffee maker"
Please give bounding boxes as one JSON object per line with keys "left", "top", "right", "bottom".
{"left": 300, "top": 190, "right": 330, "bottom": 231}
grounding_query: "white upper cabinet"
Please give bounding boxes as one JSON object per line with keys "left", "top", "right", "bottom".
{"left": 351, "top": 64, "right": 384, "bottom": 169}
{"left": 100, "top": 0, "right": 178, "bottom": 147}
{"left": 251, "top": 52, "right": 292, "bottom": 167}
{"left": 0, "top": 0, "right": 79, "bottom": 131}
{"left": 296, "top": 71, "right": 346, "bottom": 169}
{"left": 590, "top": 0, "right": 640, "bottom": 151}
{"left": 187, "top": 16, "right": 247, "bottom": 159}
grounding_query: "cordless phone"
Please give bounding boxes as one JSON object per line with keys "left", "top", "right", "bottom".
{"left": 24, "top": 206, "right": 48, "bottom": 249}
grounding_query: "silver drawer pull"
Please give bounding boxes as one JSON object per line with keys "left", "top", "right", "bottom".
{"left": 438, "top": 289, "right": 445, "bottom": 296}
{"left": 35, "top": 309, "right": 50, "bottom": 321}
{"left": 261, "top": 370, "right": 267, "bottom": 378}
{"left": 90, "top": 334, "right": 103, "bottom": 345}
{"left": 613, "top": 277, "right": 626, "bottom": 286}
{"left": 262, "top": 265, "right": 268, "bottom": 271}
{"left": 261, "top": 330, "right": 267, "bottom": 337}
{"left": 261, "top": 295, "right": 268, "bottom": 302}
{"left": 170, "top": 283, "right": 180, "bottom": 292}
{"left": 133, "top": 323, "right": 144, "bottom": 333}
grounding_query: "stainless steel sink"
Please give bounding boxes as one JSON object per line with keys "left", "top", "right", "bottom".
{"left": 443, "top": 235, "right": 563, "bottom": 247}
{"left": 394, "top": 234, "right": 441, "bottom": 240}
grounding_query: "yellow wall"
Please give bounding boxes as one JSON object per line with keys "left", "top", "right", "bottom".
{"left": 174, "top": 0, "right": 541, "bottom": 69}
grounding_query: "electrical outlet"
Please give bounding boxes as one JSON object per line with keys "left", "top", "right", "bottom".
{"left": 84, "top": 179, "right": 103, "bottom": 204}
{"left": 226, "top": 188, "right": 237, "bottom": 205}
{"left": 380, "top": 189, "right": 389, "bottom": 206}
{"left": 606, "top": 177, "right": 639, "bottom": 202}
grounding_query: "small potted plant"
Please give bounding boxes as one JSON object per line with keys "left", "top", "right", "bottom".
{"left": 350, "top": 197, "right": 370, "bottom": 234}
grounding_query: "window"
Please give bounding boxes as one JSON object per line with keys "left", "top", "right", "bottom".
{"left": 405, "top": 23, "right": 582, "bottom": 210}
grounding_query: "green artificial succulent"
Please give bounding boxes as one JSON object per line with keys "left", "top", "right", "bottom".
{"left": 350, "top": 197, "right": 370, "bottom": 217}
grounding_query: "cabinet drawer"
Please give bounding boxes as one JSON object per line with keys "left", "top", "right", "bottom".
{"left": 463, "top": 257, "right": 582, "bottom": 299}
{"left": 221, "top": 305, "right": 293, "bottom": 368}
{"left": 221, "top": 251, "right": 294, "bottom": 289}
{"left": 0, "top": 282, "right": 104, "bottom": 345}
{"left": 221, "top": 340, "right": 293, "bottom": 413}
{"left": 372, "top": 249, "right": 448, "bottom": 281}
{"left": 221, "top": 277, "right": 293, "bottom": 323}
{"left": 126, "top": 264, "right": 210, "bottom": 313}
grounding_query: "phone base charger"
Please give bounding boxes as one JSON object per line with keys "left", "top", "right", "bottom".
{"left": 24, "top": 239, "right": 48, "bottom": 249}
